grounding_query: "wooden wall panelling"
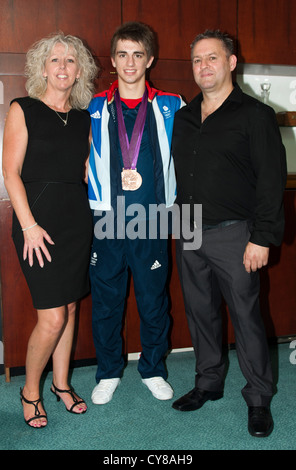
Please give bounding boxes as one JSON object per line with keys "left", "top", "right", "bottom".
{"left": 94, "top": 56, "right": 118, "bottom": 93}
{"left": 260, "top": 190, "right": 296, "bottom": 337}
{"left": 122, "top": 0, "right": 238, "bottom": 60}
{"left": 0, "top": 55, "right": 27, "bottom": 373}
{"left": 149, "top": 58, "right": 199, "bottom": 104}
{"left": 237, "top": 0, "right": 296, "bottom": 65}
{"left": 168, "top": 239, "right": 192, "bottom": 349}
{"left": 120, "top": 0, "right": 238, "bottom": 104}
{"left": 0, "top": 0, "right": 121, "bottom": 57}
{"left": 0, "top": 0, "right": 57, "bottom": 52}
{"left": 0, "top": 54, "right": 26, "bottom": 199}
{"left": 0, "top": 201, "right": 35, "bottom": 368}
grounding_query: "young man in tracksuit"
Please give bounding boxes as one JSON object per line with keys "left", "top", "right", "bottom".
{"left": 88, "top": 22, "right": 184, "bottom": 404}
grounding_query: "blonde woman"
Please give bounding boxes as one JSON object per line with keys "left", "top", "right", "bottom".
{"left": 2, "top": 33, "right": 98, "bottom": 428}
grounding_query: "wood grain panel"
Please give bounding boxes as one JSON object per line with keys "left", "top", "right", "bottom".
{"left": 0, "top": 0, "right": 121, "bottom": 56}
{"left": 53, "top": 0, "right": 122, "bottom": 57}
{"left": 0, "top": 0, "right": 57, "bottom": 52}
{"left": 149, "top": 58, "right": 198, "bottom": 103}
{"left": 0, "top": 201, "right": 35, "bottom": 368}
{"left": 238, "top": 0, "right": 296, "bottom": 64}
{"left": 260, "top": 190, "right": 296, "bottom": 337}
{"left": 0, "top": 54, "right": 26, "bottom": 198}
{"left": 168, "top": 239, "right": 192, "bottom": 349}
{"left": 122, "top": 0, "right": 238, "bottom": 60}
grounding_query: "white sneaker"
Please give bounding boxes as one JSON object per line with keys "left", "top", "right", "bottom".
{"left": 142, "top": 377, "right": 174, "bottom": 400}
{"left": 91, "top": 378, "right": 120, "bottom": 404}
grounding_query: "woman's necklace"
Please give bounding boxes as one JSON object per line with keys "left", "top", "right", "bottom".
{"left": 42, "top": 99, "right": 70, "bottom": 126}
{"left": 53, "top": 109, "right": 69, "bottom": 126}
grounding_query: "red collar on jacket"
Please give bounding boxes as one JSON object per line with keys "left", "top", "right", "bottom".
{"left": 94, "top": 80, "right": 157, "bottom": 104}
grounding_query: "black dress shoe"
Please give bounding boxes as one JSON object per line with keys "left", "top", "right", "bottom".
{"left": 172, "top": 387, "right": 223, "bottom": 411}
{"left": 248, "top": 406, "right": 274, "bottom": 437}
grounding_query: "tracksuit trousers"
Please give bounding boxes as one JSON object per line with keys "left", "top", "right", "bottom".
{"left": 90, "top": 235, "right": 170, "bottom": 383}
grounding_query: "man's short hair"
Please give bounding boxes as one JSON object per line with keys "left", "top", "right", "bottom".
{"left": 190, "top": 29, "right": 235, "bottom": 59}
{"left": 111, "top": 21, "right": 155, "bottom": 59}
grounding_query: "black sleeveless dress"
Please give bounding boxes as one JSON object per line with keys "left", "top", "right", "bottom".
{"left": 12, "top": 97, "right": 93, "bottom": 309}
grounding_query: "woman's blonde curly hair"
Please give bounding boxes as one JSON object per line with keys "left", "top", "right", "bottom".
{"left": 25, "top": 32, "right": 98, "bottom": 109}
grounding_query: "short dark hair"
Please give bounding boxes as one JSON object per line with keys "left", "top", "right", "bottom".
{"left": 190, "top": 29, "right": 234, "bottom": 59}
{"left": 111, "top": 21, "right": 155, "bottom": 59}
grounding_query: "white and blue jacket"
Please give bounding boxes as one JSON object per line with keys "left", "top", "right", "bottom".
{"left": 88, "top": 80, "right": 185, "bottom": 212}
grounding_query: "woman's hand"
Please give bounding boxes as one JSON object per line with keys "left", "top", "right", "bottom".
{"left": 23, "top": 224, "right": 55, "bottom": 268}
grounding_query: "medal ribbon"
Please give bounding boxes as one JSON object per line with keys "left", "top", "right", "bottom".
{"left": 115, "top": 88, "right": 148, "bottom": 170}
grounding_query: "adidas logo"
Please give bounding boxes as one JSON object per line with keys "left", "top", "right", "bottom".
{"left": 91, "top": 110, "right": 101, "bottom": 119}
{"left": 151, "top": 260, "right": 161, "bottom": 270}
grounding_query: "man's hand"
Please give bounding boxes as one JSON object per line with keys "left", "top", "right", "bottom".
{"left": 243, "top": 242, "right": 269, "bottom": 273}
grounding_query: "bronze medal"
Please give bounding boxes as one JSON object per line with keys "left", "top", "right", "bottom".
{"left": 121, "top": 169, "right": 142, "bottom": 191}
{"left": 115, "top": 88, "right": 148, "bottom": 192}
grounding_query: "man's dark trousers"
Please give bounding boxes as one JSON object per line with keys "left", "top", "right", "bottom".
{"left": 176, "top": 220, "right": 273, "bottom": 406}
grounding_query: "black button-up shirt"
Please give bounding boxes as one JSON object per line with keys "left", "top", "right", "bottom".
{"left": 172, "top": 83, "right": 287, "bottom": 247}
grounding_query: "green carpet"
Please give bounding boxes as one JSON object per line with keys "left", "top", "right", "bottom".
{"left": 0, "top": 343, "right": 295, "bottom": 451}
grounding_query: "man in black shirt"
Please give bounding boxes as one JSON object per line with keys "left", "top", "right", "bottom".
{"left": 171, "top": 30, "right": 287, "bottom": 438}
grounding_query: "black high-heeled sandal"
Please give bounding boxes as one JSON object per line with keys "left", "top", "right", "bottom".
{"left": 50, "top": 383, "right": 87, "bottom": 414}
{"left": 20, "top": 388, "right": 47, "bottom": 428}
